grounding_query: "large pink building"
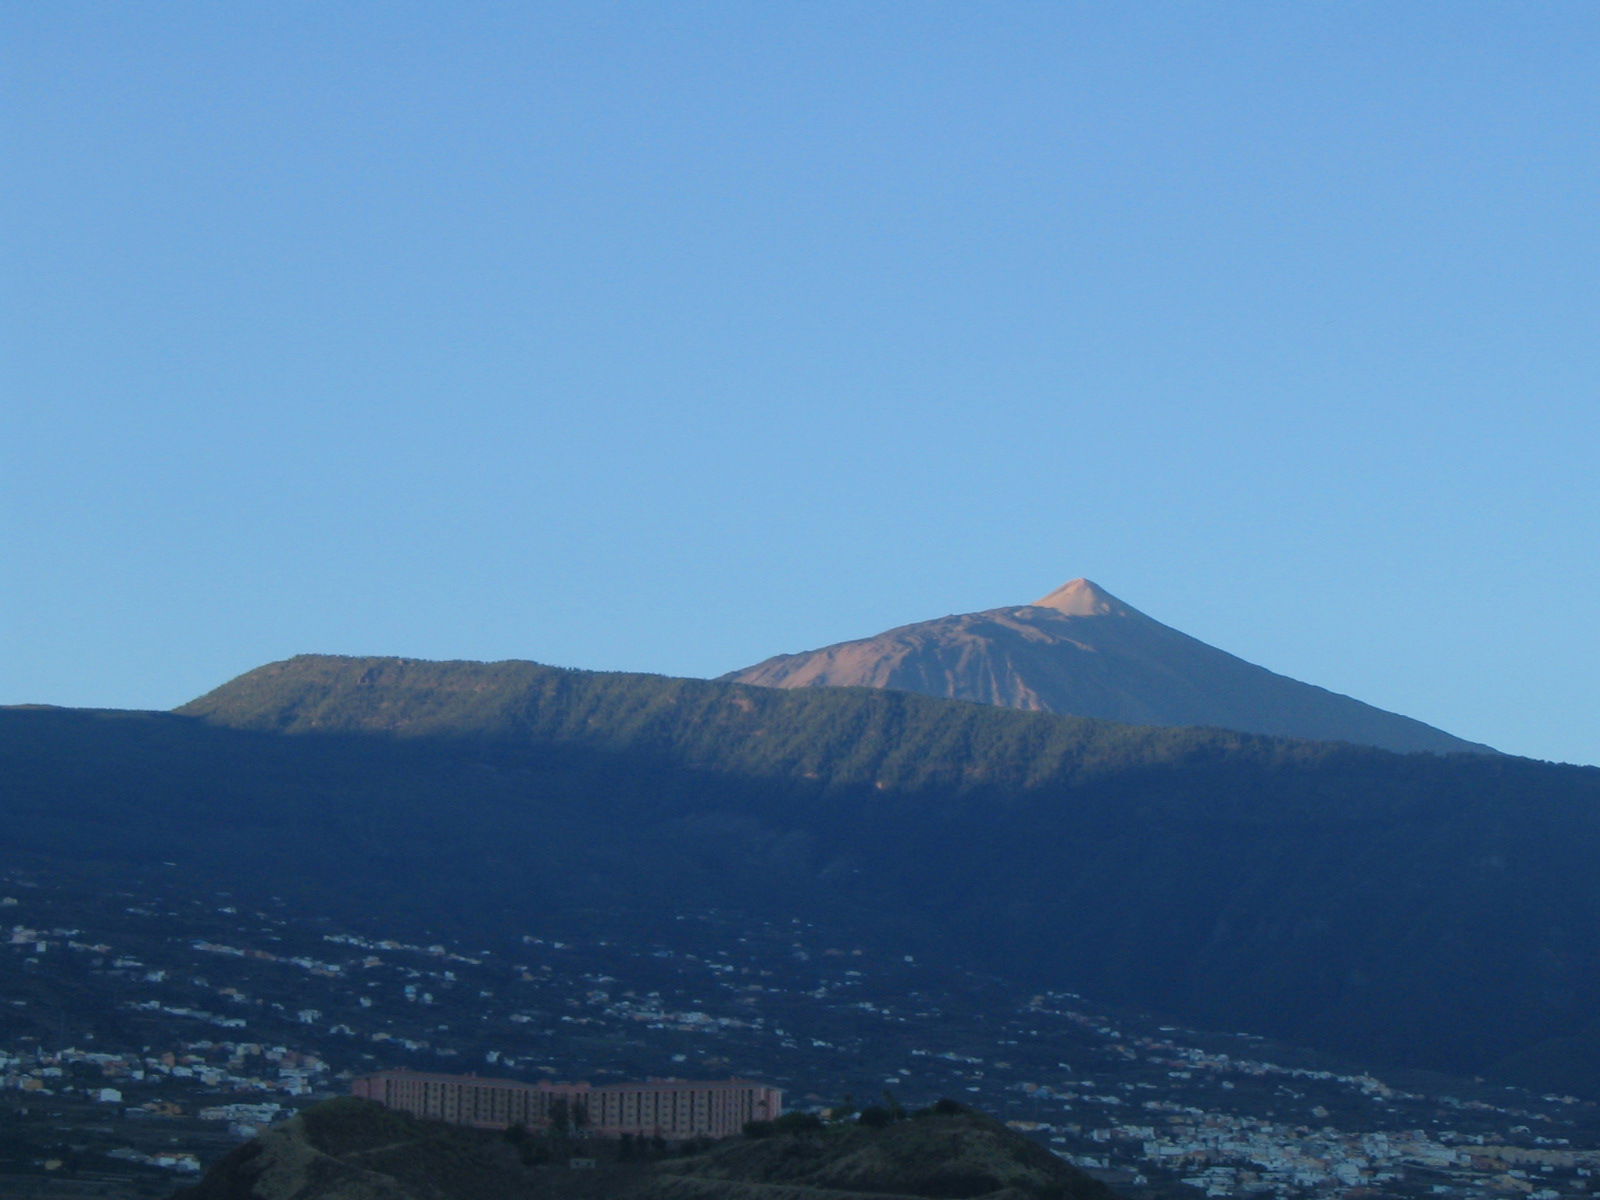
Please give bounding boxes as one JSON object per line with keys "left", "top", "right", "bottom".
{"left": 352, "top": 1069, "right": 781, "bottom": 1140}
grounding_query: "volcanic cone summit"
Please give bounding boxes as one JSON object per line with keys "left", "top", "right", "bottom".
{"left": 722, "top": 577, "right": 1494, "bottom": 755}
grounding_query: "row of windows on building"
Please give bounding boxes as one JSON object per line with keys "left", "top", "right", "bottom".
{"left": 351, "top": 1069, "right": 783, "bottom": 1140}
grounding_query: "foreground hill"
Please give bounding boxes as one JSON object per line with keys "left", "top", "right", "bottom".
{"left": 173, "top": 1097, "right": 1115, "bottom": 1200}
{"left": 5, "top": 655, "right": 1600, "bottom": 1093}
{"left": 723, "top": 578, "right": 1494, "bottom": 755}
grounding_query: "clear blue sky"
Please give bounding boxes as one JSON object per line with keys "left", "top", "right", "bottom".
{"left": 5, "top": 3, "right": 1597, "bottom": 765}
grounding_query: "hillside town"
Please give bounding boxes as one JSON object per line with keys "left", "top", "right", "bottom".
{"left": 3, "top": 861, "right": 1598, "bottom": 1200}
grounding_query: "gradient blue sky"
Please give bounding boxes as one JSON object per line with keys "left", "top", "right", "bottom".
{"left": 6, "top": 3, "right": 1597, "bottom": 765}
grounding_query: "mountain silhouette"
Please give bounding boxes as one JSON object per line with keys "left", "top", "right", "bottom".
{"left": 723, "top": 578, "right": 1493, "bottom": 755}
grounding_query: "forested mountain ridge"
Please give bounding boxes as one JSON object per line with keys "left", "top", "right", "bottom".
{"left": 722, "top": 578, "right": 1496, "bottom": 756}
{"left": 5, "top": 653, "right": 1600, "bottom": 1096}
{"left": 177, "top": 652, "right": 1394, "bottom": 790}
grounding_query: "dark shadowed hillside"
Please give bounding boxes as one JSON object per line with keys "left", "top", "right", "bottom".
{"left": 4, "top": 655, "right": 1600, "bottom": 1094}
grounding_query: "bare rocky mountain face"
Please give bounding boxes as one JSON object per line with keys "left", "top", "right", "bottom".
{"left": 723, "top": 578, "right": 1494, "bottom": 756}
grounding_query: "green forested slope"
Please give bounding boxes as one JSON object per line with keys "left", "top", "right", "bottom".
{"left": 177, "top": 654, "right": 1442, "bottom": 787}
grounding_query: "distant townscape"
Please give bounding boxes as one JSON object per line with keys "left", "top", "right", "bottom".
{"left": 3, "top": 865, "right": 1599, "bottom": 1200}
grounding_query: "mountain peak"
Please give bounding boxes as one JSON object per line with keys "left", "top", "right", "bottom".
{"left": 721, "top": 576, "right": 1495, "bottom": 755}
{"left": 1030, "top": 577, "right": 1131, "bottom": 617}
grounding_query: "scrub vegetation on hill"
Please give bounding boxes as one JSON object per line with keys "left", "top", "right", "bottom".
{"left": 173, "top": 1096, "right": 1118, "bottom": 1200}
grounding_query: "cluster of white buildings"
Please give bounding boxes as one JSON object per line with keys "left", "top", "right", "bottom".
{"left": 0, "top": 1040, "right": 329, "bottom": 1102}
